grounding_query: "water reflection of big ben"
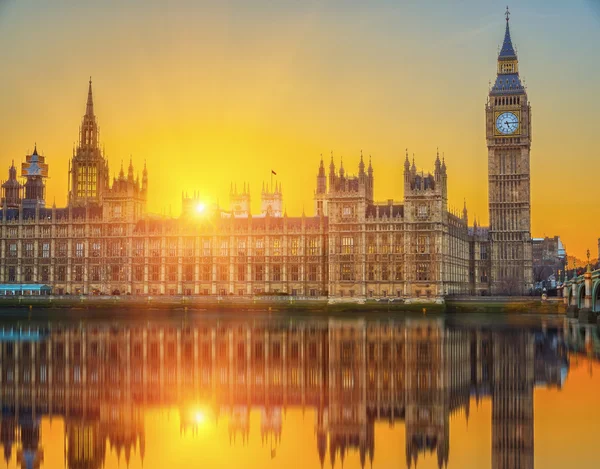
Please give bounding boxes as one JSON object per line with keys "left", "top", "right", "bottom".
{"left": 492, "top": 331, "right": 534, "bottom": 469}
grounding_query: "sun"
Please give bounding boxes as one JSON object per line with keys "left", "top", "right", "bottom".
{"left": 194, "top": 410, "right": 205, "bottom": 424}
{"left": 195, "top": 203, "right": 206, "bottom": 214}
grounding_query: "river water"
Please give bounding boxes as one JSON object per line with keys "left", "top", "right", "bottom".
{"left": 0, "top": 312, "right": 598, "bottom": 469}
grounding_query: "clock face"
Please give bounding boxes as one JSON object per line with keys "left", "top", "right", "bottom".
{"left": 496, "top": 112, "right": 519, "bottom": 135}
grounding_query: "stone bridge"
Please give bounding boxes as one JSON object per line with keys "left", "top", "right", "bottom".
{"left": 562, "top": 319, "right": 600, "bottom": 359}
{"left": 560, "top": 266, "right": 600, "bottom": 324}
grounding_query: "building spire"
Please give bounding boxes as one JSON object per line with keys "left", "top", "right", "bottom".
{"left": 86, "top": 76, "right": 94, "bottom": 117}
{"left": 359, "top": 150, "right": 365, "bottom": 174}
{"left": 499, "top": 6, "right": 516, "bottom": 59}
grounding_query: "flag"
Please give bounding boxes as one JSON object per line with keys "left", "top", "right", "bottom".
{"left": 271, "top": 170, "right": 277, "bottom": 176}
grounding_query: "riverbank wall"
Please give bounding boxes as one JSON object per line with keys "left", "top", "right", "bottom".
{"left": 0, "top": 295, "right": 563, "bottom": 315}
{"left": 445, "top": 297, "right": 563, "bottom": 315}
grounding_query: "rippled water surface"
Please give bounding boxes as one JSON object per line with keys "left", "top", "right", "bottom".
{"left": 1, "top": 312, "right": 598, "bottom": 469}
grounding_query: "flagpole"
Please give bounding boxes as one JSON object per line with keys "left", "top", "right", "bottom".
{"left": 271, "top": 171, "right": 273, "bottom": 192}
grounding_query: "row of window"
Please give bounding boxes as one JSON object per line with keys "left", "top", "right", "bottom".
{"left": 3, "top": 264, "right": 322, "bottom": 283}
{"left": 2, "top": 237, "right": 323, "bottom": 258}
{"left": 338, "top": 263, "right": 430, "bottom": 281}
{"left": 340, "top": 235, "right": 430, "bottom": 254}
{"left": 494, "top": 95, "right": 520, "bottom": 106}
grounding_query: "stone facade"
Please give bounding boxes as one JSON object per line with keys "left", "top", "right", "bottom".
{"left": 0, "top": 13, "right": 539, "bottom": 299}
{"left": 323, "top": 151, "right": 469, "bottom": 300}
{"left": 0, "top": 78, "right": 470, "bottom": 299}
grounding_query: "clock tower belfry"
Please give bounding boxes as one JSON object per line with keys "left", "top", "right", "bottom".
{"left": 486, "top": 8, "right": 533, "bottom": 295}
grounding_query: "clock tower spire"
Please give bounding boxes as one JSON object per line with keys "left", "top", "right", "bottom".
{"left": 486, "top": 7, "right": 533, "bottom": 295}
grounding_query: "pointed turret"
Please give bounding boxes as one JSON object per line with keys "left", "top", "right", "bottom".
{"left": 463, "top": 199, "right": 468, "bottom": 223}
{"left": 9, "top": 160, "right": 16, "bottom": 179}
{"left": 367, "top": 155, "right": 374, "bottom": 201}
{"left": 358, "top": 150, "right": 365, "bottom": 175}
{"left": 128, "top": 156, "right": 134, "bottom": 181}
{"left": 328, "top": 152, "right": 336, "bottom": 189}
{"left": 316, "top": 154, "right": 327, "bottom": 194}
{"left": 142, "top": 160, "right": 148, "bottom": 191}
{"left": 78, "top": 77, "right": 100, "bottom": 151}
{"left": 86, "top": 77, "right": 94, "bottom": 117}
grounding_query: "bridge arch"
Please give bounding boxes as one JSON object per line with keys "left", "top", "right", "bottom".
{"left": 593, "top": 280, "right": 600, "bottom": 313}
{"left": 577, "top": 283, "right": 586, "bottom": 309}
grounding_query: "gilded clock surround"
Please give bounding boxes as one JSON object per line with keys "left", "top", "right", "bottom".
{"left": 493, "top": 110, "right": 521, "bottom": 136}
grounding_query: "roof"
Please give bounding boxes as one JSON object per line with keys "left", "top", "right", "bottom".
{"left": 499, "top": 21, "right": 517, "bottom": 59}
{"left": 490, "top": 73, "right": 525, "bottom": 95}
{"left": 468, "top": 226, "right": 489, "bottom": 237}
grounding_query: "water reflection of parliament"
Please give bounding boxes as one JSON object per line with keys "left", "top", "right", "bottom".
{"left": 0, "top": 319, "right": 568, "bottom": 469}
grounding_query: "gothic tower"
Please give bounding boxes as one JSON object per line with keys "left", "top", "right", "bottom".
{"left": 230, "top": 182, "right": 251, "bottom": 217}
{"left": 261, "top": 181, "right": 283, "bottom": 217}
{"left": 314, "top": 155, "right": 327, "bottom": 216}
{"left": 486, "top": 9, "right": 533, "bottom": 295}
{"left": 1, "top": 161, "right": 22, "bottom": 208}
{"left": 69, "top": 78, "right": 108, "bottom": 207}
{"left": 21, "top": 145, "right": 49, "bottom": 209}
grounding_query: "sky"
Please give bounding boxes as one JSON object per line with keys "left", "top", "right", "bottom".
{"left": 0, "top": 0, "right": 599, "bottom": 259}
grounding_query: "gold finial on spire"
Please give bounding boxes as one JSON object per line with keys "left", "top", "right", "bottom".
{"left": 505, "top": 5, "right": 510, "bottom": 22}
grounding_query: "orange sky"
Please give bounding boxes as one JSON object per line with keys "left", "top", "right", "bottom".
{"left": 0, "top": 1, "right": 599, "bottom": 258}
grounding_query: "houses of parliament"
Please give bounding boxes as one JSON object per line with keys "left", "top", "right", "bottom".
{"left": 0, "top": 13, "right": 533, "bottom": 299}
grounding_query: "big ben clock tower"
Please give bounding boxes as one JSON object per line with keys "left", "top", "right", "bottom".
{"left": 486, "top": 8, "right": 533, "bottom": 295}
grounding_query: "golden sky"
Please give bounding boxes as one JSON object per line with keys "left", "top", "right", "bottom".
{"left": 0, "top": 1, "right": 599, "bottom": 258}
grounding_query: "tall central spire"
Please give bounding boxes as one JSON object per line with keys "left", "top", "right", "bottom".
{"left": 499, "top": 6, "right": 517, "bottom": 59}
{"left": 79, "top": 77, "right": 99, "bottom": 150}
{"left": 86, "top": 77, "right": 94, "bottom": 117}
